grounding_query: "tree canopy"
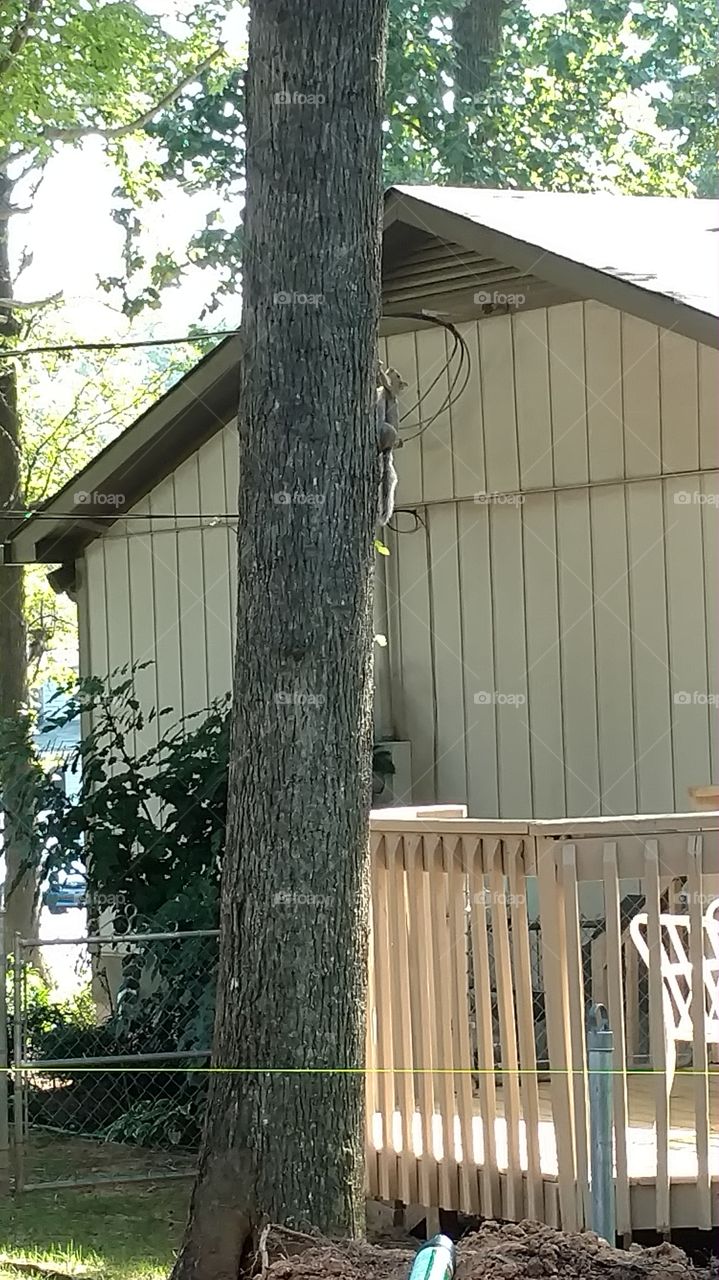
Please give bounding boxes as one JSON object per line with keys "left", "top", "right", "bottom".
{"left": 383, "top": 0, "right": 717, "bottom": 191}
{"left": 18, "top": 325, "right": 198, "bottom": 685}
{"left": 130, "top": 0, "right": 718, "bottom": 312}
{"left": 0, "top": 0, "right": 224, "bottom": 163}
{"left": 0, "top": 0, "right": 228, "bottom": 943}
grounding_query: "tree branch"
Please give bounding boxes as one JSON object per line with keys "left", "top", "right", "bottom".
{"left": 37, "top": 47, "right": 224, "bottom": 146}
{"left": 0, "top": 202, "right": 31, "bottom": 220}
{"left": 0, "top": 291, "right": 62, "bottom": 310}
{"left": 0, "top": 0, "right": 45, "bottom": 81}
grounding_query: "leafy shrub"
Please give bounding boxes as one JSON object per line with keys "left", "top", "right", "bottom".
{"left": 5, "top": 961, "right": 95, "bottom": 1059}
{"left": 1, "top": 666, "right": 390, "bottom": 1147}
{"left": 8, "top": 966, "right": 208, "bottom": 1140}
{"left": 102, "top": 1089, "right": 205, "bottom": 1148}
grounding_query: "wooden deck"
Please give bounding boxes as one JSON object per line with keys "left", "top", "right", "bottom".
{"left": 370, "top": 1071, "right": 719, "bottom": 1180}
{"left": 367, "top": 809, "right": 719, "bottom": 1231}
{"left": 491, "top": 1071, "right": 719, "bottom": 1180}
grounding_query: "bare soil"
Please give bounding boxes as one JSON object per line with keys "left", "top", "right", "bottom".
{"left": 264, "top": 1221, "right": 715, "bottom": 1280}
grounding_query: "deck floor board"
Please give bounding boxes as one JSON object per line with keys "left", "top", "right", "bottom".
{"left": 371, "top": 1069, "right": 719, "bottom": 1181}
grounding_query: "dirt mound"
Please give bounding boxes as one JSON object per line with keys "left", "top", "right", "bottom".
{"left": 456, "top": 1222, "right": 710, "bottom": 1279}
{"left": 264, "top": 1221, "right": 712, "bottom": 1280}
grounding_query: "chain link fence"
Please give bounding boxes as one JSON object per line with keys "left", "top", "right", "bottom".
{"left": 2, "top": 906, "right": 218, "bottom": 1192}
{"left": 3, "top": 871, "right": 713, "bottom": 1197}
{"left": 462, "top": 875, "right": 665, "bottom": 1075}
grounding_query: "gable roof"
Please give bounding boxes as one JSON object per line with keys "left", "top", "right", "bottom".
{"left": 389, "top": 186, "right": 718, "bottom": 325}
{"left": 6, "top": 185, "right": 717, "bottom": 568}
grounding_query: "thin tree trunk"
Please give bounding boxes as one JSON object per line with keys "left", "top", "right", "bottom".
{"left": 452, "top": 0, "right": 510, "bottom": 183}
{"left": 0, "top": 168, "right": 36, "bottom": 943}
{"left": 171, "top": 3, "right": 387, "bottom": 1277}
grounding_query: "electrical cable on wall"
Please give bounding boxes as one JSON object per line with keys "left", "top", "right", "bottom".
{"left": 378, "top": 312, "right": 472, "bottom": 534}
{"left": 386, "top": 509, "right": 426, "bottom": 535}
{"left": 387, "top": 312, "right": 472, "bottom": 441}
{"left": 3, "top": 313, "right": 471, "bottom": 533}
{"left": 0, "top": 315, "right": 472, "bottom": 409}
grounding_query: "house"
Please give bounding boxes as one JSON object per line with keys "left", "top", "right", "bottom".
{"left": 4, "top": 187, "right": 718, "bottom": 818}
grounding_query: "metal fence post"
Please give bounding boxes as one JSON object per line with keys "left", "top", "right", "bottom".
{"left": 0, "top": 899, "right": 8, "bottom": 1190}
{"left": 6, "top": 926, "right": 219, "bottom": 1194}
{"left": 13, "top": 932, "right": 25, "bottom": 1191}
{"left": 586, "top": 1002, "right": 615, "bottom": 1243}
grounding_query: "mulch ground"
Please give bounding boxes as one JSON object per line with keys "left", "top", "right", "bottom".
{"left": 263, "top": 1222, "right": 716, "bottom": 1280}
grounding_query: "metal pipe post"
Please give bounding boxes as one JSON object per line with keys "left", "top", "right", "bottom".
{"left": 0, "top": 903, "right": 8, "bottom": 1188}
{"left": 13, "top": 933, "right": 25, "bottom": 1191}
{"left": 586, "top": 1002, "right": 615, "bottom": 1243}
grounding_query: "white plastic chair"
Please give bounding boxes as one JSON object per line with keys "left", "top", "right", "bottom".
{"left": 629, "top": 897, "right": 719, "bottom": 1094}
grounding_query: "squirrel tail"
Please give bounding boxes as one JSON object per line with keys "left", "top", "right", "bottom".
{"left": 377, "top": 450, "right": 398, "bottom": 526}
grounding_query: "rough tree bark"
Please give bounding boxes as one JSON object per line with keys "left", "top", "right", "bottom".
{"left": 171, "top": 2, "right": 388, "bottom": 1276}
{"left": 0, "top": 166, "right": 36, "bottom": 943}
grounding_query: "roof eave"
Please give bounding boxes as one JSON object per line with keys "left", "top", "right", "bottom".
{"left": 391, "top": 191, "right": 719, "bottom": 349}
{"left": 6, "top": 189, "right": 717, "bottom": 567}
{"left": 5, "top": 334, "right": 243, "bottom": 565}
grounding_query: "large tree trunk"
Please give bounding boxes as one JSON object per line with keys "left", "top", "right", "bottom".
{"left": 0, "top": 168, "right": 36, "bottom": 944}
{"left": 171, "top": 3, "right": 387, "bottom": 1277}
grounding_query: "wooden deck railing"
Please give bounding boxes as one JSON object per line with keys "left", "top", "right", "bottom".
{"left": 366, "top": 806, "right": 719, "bottom": 1236}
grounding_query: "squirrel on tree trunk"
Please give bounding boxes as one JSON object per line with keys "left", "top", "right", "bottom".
{"left": 375, "top": 361, "right": 407, "bottom": 526}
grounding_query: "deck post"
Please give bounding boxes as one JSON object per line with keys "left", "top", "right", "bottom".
{"left": 586, "top": 1003, "right": 615, "bottom": 1244}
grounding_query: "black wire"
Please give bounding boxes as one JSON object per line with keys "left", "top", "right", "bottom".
{"left": 386, "top": 508, "right": 426, "bottom": 534}
{"left": 2, "top": 510, "right": 236, "bottom": 520}
{"left": 0, "top": 310, "right": 470, "bottom": 366}
{"left": 387, "top": 311, "right": 472, "bottom": 441}
{"left": 427, "top": 325, "right": 471, "bottom": 431}
{"left": 399, "top": 327, "right": 460, "bottom": 427}
{"left": 405, "top": 328, "right": 468, "bottom": 442}
{"left": 0, "top": 329, "right": 241, "bottom": 359}
{"left": 393, "top": 314, "right": 459, "bottom": 423}
{"left": 3, "top": 312, "right": 469, "bottom": 532}
{"left": 402, "top": 342, "right": 469, "bottom": 442}
{"left": 7, "top": 508, "right": 430, "bottom": 530}
{"left": 397, "top": 325, "right": 458, "bottom": 424}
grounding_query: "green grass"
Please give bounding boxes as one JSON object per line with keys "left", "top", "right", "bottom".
{"left": 0, "top": 1181, "right": 190, "bottom": 1280}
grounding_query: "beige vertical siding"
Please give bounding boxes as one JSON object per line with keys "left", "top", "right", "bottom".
{"left": 383, "top": 303, "right": 719, "bottom": 816}
{"left": 80, "top": 302, "right": 718, "bottom": 817}
{"left": 384, "top": 478, "right": 718, "bottom": 817}
{"left": 81, "top": 423, "right": 240, "bottom": 744}
{"left": 80, "top": 416, "right": 389, "bottom": 741}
